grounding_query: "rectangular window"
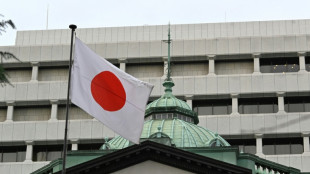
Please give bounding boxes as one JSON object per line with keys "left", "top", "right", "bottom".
{"left": 126, "top": 63, "right": 163, "bottom": 78}
{"left": 0, "top": 146, "right": 26, "bottom": 162}
{"left": 171, "top": 61, "right": 208, "bottom": 76}
{"left": 0, "top": 107, "right": 6, "bottom": 122}
{"left": 285, "top": 96, "right": 310, "bottom": 112}
{"left": 226, "top": 139, "right": 256, "bottom": 154}
{"left": 33, "top": 145, "right": 71, "bottom": 161}
{"left": 193, "top": 99, "right": 232, "bottom": 115}
{"left": 306, "top": 56, "right": 310, "bottom": 71}
{"left": 215, "top": 59, "right": 254, "bottom": 75}
{"left": 263, "top": 137, "right": 303, "bottom": 155}
{"left": 260, "top": 57, "right": 299, "bottom": 73}
{"left": 14, "top": 105, "right": 50, "bottom": 121}
{"left": 78, "top": 143, "right": 104, "bottom": 151}
{"left": 239, "top": 97, "right": 278, "bottom": 114}
{"left": 38, "top": 66, "right": 69, "bottom": 81}
{"left": 5, "top": 68, "right": 32, "bottom": 82}
{"left": 58, "top": 105, "right": 92, "bottom": 120}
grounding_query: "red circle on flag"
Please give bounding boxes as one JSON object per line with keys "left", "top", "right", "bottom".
{"left": 91, "top": 71, "right": 126, "bottom": 111}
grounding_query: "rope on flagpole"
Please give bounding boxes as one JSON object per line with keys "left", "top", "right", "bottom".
{"left": 62, "top": 24, "right": 77, "bottom": 174}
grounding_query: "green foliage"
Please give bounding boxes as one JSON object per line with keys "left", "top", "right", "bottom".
{"left": 0, "top": 14, "right": 16, "bottom": 35}
{"left": 0, "top": 65, "right": 10, "bottom": 85}
{"left": 0, "top": 15, "right": 19, "bottom": 86}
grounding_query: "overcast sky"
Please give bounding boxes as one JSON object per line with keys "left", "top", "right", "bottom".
{"left": 1, "top": 0, "right": 310, "bottom": 46}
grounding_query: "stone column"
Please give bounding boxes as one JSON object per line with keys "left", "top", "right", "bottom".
{"left": 255, "top": 134, "right": 264, "bottom": 156}
{"left": 207, "top": 55, "right": 215, "bottom": 76}
{"left": 30, "top": 62, "right": 39, "bottom": 82}
{"left": 71, "top": 139, "right": 79, "bottom": 151}
{"left": 302, "top": 132, "right": 310, "bottom": 154}
{"left": 298, "top": 52, "right": 306, "bottom": 73}
{"left": 5, "top": 101, "right": 15, "bottom": 122}
{"left": 277, "top": 92, "right": 285, "bottom": 114}
{"left": 253, "top": 53, "right": 261, "bottom": 74}
{"left": 118, "top": 58, "right": 127, "bottom": 72}
{"left": 25, "top": 141, "right": 34, "bottom": 162}
{"left": 163, "top": 57, "right": 168, "bottom": 78}
{"left": 231, "top": 94, "right": 239, "bottom": 115}
{"left": 185, "top": 95, "right": 194, "bottom": 109}
{"left": 49, "top": 100, "right": 58, "bottom": 121}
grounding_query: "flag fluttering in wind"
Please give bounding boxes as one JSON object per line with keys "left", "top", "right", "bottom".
{"left": 71, "top": 38, "right": 154, "bottom": 144}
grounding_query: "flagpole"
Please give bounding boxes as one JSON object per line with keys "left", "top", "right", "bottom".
{"left": 62, "top": 24, "right": 77, "bottom": 174}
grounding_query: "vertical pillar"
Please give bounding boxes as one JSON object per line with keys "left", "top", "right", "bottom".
{"left": 185, "top": 95, "right": 194, "bottom": 109}
{"left": 302, "top": 132, "right": 310, "bottom": 154}
{"left": 163, "top": 57, "right": 168, "bottom": 78}
{"left": 253, "top": 53, "right": 261, "bottom": 74}
{"left": 118, "top": 58, "right": 127, "bottom": 72}
{"left": 30, "top": 62, "right": 39, "bottom": 82}
{"left": 49, "top": 100, "right": 58, "bottom": 121}
{"left": 5, "top": 101, "right": 14, "bottom": 122}
{"left": 231, "top": 94, "right": 239, "bottom": 115}
{"left": 298, "top": 52, "right": 306, "bottom": 73}
{"left": 25, "top": 141, "right": 34, "bottom": 162}
{"left": 277, "top": 92, "right": 285, "bottom": 114}
{"left": 255, "top": 134, "right": 264, "bottom": 156}
{"left": 71, "top": 139, "right": 79, "bottom": 151}
{"left": 208, "top": 55, "right": 215, "bottom": 76}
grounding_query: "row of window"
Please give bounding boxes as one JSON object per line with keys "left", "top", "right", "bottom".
{"left": 0, "top": 137, "right": 305, "bottom": 163}
{"left": 0, "top": 143, "right": 103, "bottom": 162}
{"left": 1, "top": 97, "right": 310, "bottom": 121}
{"left": 5, "top": 56, "right": 310, "bottom": 83}
{"left": 227, "top": 137, "right": 304, "bottom": 155}
{"left": 193, "top": 96, "right": 310, "bottom": 115}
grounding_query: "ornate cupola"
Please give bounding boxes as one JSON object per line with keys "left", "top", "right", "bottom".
{"left": 144, "top": 25, "right": 198, "bottom": 124}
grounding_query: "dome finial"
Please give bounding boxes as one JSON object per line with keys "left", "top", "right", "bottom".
{"left": 163, "top": 23, "right": 172, "bottom": 82}
{"left": 162, "top": 23, "right": 174, "bottom": 93}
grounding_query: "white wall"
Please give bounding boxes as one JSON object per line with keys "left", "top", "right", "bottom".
{"left": 112, "top": 160, "right": 194, "bottom": 174}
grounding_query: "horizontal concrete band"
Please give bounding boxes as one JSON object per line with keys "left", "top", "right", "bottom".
{"left": 15, "top": 19, "right": 310, "bottom": 46}
{"left": 1, "top": 72, "right": 310, "bottom": 102}
{"left": 1, "top": 35, "right": 310, "bottom": 62}
{"left": 0, "top": 113, "right": 309, "bottom": 144}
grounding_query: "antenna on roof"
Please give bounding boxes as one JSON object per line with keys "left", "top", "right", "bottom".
{"left": 46, "top": 4, "right": 49, "bottom": 30}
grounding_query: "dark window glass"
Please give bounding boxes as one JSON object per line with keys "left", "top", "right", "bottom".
{"left": 239, "top": 98, "right": 278, "bottom": 114}
{"left": 306, "top": 56, "right": 310, "bottom": 71}
{"left": 305, "top": 103, "right": 310, "bottom": 112}
{"left": 291, "top": 144, "right": 304, "bottom": 154}
{"left": 285, "top": 96, "right": 310, "bottom": 112}
{"left": 2, "top": 152, "right": 16, "bottom": 162}
{"left": 17, "top": 151, "right": 26, "bottom": 162}
{"left": 263, "top": 137, "right": 303, "bottom": 155}
{"left": 78, "top": 143, "right": 103, "bottom": 151}
{"left": 260, "top": 57, "right": 299, "bottom": 73}
{"left": 33, "top": 145, "right": 71, "bottom": 161}
{"left": 193, "top": 99, "right": 232, "bottom": 115}
{"left": 0, "top": 146, "right": 26, "bottom": 162}
{"left": 226, "top": 139, "right": 256, "bottom": 154}
{"left": 47, "top": 151, "right": 62, "bottom": 161}
{"left": 263, "top": 145, "right": 275, "bottom": 155}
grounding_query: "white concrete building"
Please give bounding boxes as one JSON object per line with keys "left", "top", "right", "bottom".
{"left": 0, "top": 19, "right": 310, "bottom": 173}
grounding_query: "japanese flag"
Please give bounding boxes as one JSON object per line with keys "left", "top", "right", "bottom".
{"left": 71, "top": 37, "right": 154, "bottom": 144}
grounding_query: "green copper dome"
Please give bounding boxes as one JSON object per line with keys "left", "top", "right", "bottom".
{"left": 145, "top": 80, "right": 199, "bottom": 124}
{"left": 101, "top": 119, "right": 230, "bottom": 150}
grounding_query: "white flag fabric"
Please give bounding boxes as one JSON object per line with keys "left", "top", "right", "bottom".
{"left": 71, "top": 37, "right": 154, "bottom": 144}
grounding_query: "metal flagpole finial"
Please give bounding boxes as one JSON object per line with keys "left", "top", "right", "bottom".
{"left": 69, "top": 24, "right": 77, "bottom": 30}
